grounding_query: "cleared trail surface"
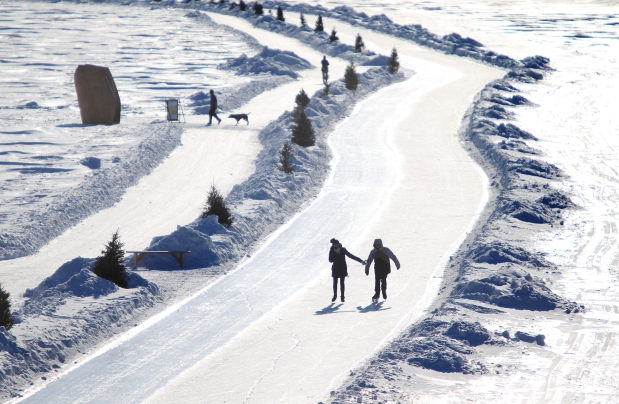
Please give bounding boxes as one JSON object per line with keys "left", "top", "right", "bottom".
{"left": 18, "top": 12, "right": 502, "bottom": 404}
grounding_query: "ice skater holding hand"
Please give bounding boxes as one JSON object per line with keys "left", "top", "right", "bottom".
{"left": 365, "top": 239, "right": 400, "bottom": 302}
{"left": 329, "top": 238, "right": 366, "bottom": 303}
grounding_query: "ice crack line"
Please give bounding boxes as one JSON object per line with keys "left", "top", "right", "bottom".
{"left": 242, "top": 334, "right": 300, "bottom": 404}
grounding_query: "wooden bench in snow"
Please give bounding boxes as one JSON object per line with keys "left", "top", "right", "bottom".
{"left": 127, "top": 250, "right": 191, "bottom": 268}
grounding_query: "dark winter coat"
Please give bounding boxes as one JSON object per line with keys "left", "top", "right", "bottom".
{"left": 321, "top": 58, "right": 329, "bottom": 72}
{"left": 329, "top": 246, "right": 363, "bottom": 278}
{"left": 210, "top": 94, "right": 218, "bottom": 112}
{"left": 365, "top": 247, "right": 400, "bottom": 278}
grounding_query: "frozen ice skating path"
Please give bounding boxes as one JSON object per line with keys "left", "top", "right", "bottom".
{"left": 19, "top": 13, "right": 502, "bottom": 404}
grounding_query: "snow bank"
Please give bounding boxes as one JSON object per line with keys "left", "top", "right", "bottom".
{"left": 0, "top": 258, "right": 159, "bottom": 400}
{"left": 219, "top": 46, "right": 313, "bottom": 79}
{"left": 0, "top": 124, "right": 184, "bottom": 261}
{"left": 269, "top": 2, "right": 550, "bottom": 74}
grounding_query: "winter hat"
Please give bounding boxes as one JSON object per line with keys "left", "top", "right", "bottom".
{"left": 373, "top": 238, "right": 383, "bottom": 246}
{"left": 330, "top": 238, "right": 340, "bottom": 245}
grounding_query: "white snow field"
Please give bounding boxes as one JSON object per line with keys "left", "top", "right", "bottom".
{"left": 14, "top": 5, "right": 502, "bottom": 404}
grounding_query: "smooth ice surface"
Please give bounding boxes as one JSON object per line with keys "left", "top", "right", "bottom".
{"left": 18, "top": 11, "right": 501, "bottom": 404}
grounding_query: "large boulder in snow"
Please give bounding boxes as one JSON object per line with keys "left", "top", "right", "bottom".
{"left": 74, "top": 64, "right": 121, "bottom": 125}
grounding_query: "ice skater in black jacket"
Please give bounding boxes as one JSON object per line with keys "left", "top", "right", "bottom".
{"left": 365, "top": 238, "right": 400, "bottom": 302}
{"left": 329, "top": 238, "right": 365, "bottom": 303}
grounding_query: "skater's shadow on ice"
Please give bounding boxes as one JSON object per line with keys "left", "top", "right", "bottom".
{"left": 315, "top": 303, "right": 354, "bottom": 315}
{"left": 356, "top": 302, "right": 390, "bottom": 313}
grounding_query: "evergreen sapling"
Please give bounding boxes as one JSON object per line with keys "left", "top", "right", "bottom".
{"left": 202, "top": 183, "right": 234, "bottom": 228}
{"left": 278, "top": 142, "right": 295, "bottom": 174}
{"left": 253, "top": 2, "right": 263, "bottom": 15}
{"left": 295, "top": 88, "right": 310, "bottom": 109}
{"left": 276, "top": 6, "right": 285, "bottom": 21}
{"left": 344, "top": 60, "right": 359, "bottom": 91}
{"left": 355, "top": 34, "right": 365, "bottom": 53}
{"left": 387, "top": 47, "right": 400, "bottom": 73}
{"left": 300, "top": 13, "right": 307, "bottom": 28}
{"left": 314, "top": 15, "right": 324, "bottom": 32}
{"left": 239, "top": 0, "right": 247, "bottom": 11}
{"left": 92, "top": 230, "right": 128, "bottom": 288}
{"left": 329, "top": 28, "right": 339, "bottom": 42}
{"left": 291, "top": 107, "right": 315, "bottom": 147}
{"left": 0, "top": 283, "right": 14, "bottom": 331}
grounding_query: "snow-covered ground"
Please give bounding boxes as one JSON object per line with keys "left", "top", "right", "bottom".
{"left": 2, "top": 0, "right": 618, "bottom": 402}
{"left": 15, "top": 16, "right": 501, "bottom": 402}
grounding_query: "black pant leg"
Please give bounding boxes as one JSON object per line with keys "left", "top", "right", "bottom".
{"left": 340, "top": 277, "right": 345, "bottom": 297}
{"left": 381, "top": 276, "right": 388, "bottom": 292}
{"left": 374, "top": 273, "right": 381, "bottom": 296}
{"left": 333, "top": 277, "right": 338, "bottom": 297}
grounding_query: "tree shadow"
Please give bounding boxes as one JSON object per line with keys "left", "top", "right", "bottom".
{"left": 315, "top": 303, "right": 354, "bottom": 315}
{"left": 357, "top": 301, "right": 391, "bottom": 313}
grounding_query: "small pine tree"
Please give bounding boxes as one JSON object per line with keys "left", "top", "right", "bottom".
{"left": 291, "top": 107, "right": 315, "bottom": 147}
{"left": 278, "top": 142, "right": 295, "bottom": 174}
{"left": 387, "top": 46, "right": 400, "bottom": 73}
{"left": 314, "top": 15, "right": 324, "bottom": 32}
{"left": 239, "top": 0, "right": 247, "bottom": 11}
{"left": 329, "top": 28, "right": 339, "bottom": 42}
{"left": 229, "top": 1, "right": 237, "bottom": 9}
{"left": 295, "top": 88, "right": 310, "bottom": 109}
{"left": 92, "top": 230, "right": 128, "bottom": 288}
{"left": 253, "top": 1, "right": 263, "bottom": 15}
{"left": 344, "top": 60, "right": 358, "bottom": 91}
{"left": 202, "top": 183, "right": 234, "bottom": 228}
{"left": 276, "top": 5, "right": 284, "bottom": 21}
{"left": 0, "top": 283, "right": 14, "bottom": 331}
{"left": 220, "top": 0, "right": 226, "bottom": 4}
{"left": 355, "top": 34, "right": 365, "bottom": 53}
{"left": 300, "top": 13, "right": 307, "bottom": 27}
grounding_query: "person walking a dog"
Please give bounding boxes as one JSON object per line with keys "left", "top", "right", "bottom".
{"left": 329, "top": 238, "right": 365, "bottom": 303}
{"left": 207, "top": 89, "right": 221, "bottom": 125}
{"left": 365, "top": 239, "right": 400, "bottom": 302}
{"left": 321, "top": 56, "right": 329, "bottom": 83}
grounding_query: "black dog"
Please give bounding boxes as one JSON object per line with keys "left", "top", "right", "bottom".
{"left": 228, "top": 112, "right": 250, "bottom": 125}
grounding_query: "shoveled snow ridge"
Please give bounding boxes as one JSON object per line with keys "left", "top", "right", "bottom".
{"left": 329, "top": 72, "right": 584, "bottom": 403}
{"left": 0, "top": 124, "right": 183, "bottom": 261}
{"left": 269, "top": 2, "right": 551, "bottom": 74}
{"left": 219, "top": 45, "right": 313, "bottom": 79}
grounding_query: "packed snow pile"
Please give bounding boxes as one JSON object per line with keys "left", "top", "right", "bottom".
{"left": 138, "top": 66, "right": 407, "bottom": 269}
{"left": 0, "top": 256, "right": 159, "bottom": 400}
{"left": 219, "top": 46, "right": 313, "bottom": 79}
